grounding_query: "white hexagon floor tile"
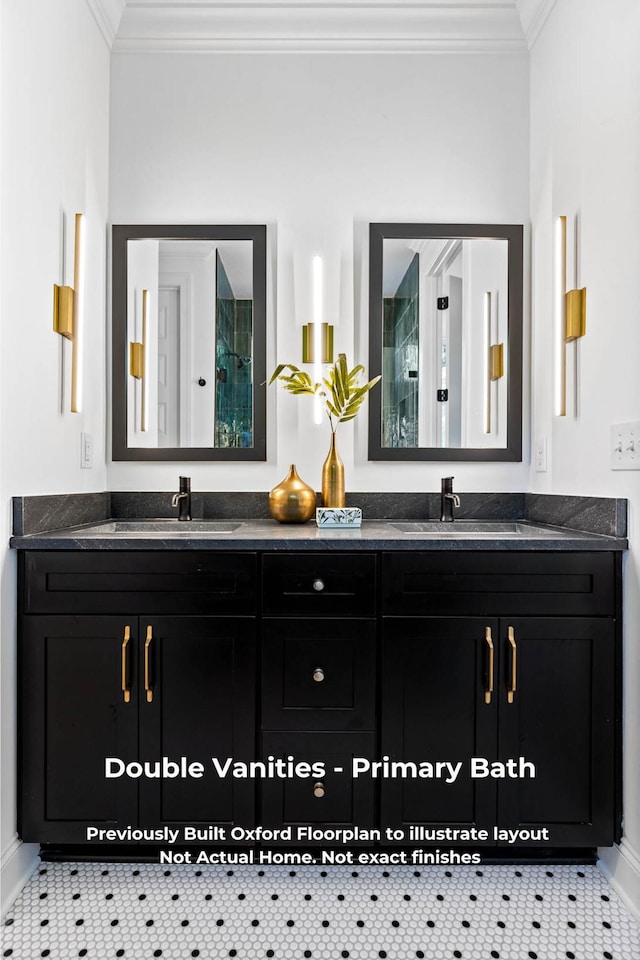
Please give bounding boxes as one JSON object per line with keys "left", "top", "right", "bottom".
{"left": 3, "top": 863, "right": 640, "bottom": 960}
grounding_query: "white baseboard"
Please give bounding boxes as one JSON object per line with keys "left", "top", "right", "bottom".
{"left": 599, "top": 840, "right": 640, "bottom": 922}
{"left": 1, "top": 836, "right": 39, "bottom": 919}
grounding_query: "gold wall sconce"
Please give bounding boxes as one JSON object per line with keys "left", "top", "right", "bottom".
{"left": 129, "top": 288, "right": 149, "bottom": 432}
{"left": 302, "top": 322, "right": 334, "bottom": 364}
{"left": 490, "top": 343, "right": 504, "bottom": 381}
{"left": 53, "top": 212, "right": 85, "bottom": 413}
{"left": 555, "top": 215, "right": 587, "bottom": 416}
{"left": 484, "top": 291, "right": 504, "bottom": 434}
{"left": 565, "top": 287, "right": 587, "bottom": 342}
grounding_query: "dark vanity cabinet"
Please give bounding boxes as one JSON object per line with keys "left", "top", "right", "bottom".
{"left": 21, "top": 614, "right": 139, "bottom": 840}
{"left": 381, "top": 553, "right": 619, "bottom": 848}
{"left": 19, "top": 552, "right": 257, "bottom": 843}
{"left": 260, "top": 554, "right": 377, "bottom": 837}
{"left": 17, "top": 547, "right": 621, "bottom": 854}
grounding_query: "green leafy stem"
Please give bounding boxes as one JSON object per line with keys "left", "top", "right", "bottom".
{"left": 269, "top": 353, "right": 381, "bottom": 434}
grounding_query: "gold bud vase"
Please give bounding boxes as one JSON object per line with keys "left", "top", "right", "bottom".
{"left": 321, "top": 432, "right": 345, "bottom": 507}
{"left": 269, "top": 464, "right": 316, "bottom": 523}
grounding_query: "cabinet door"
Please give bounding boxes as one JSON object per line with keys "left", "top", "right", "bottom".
{"left": 20, "top": 616, "right": 138, "bottom": 843}
{"left": 138, "top": 617, "right": 256, "bottom": 834}
{"left": 381, "top": 618, "right": 497, "bottom": 839}
{"left": 262, "top": 618, "right": 376, "bottom": 731}
{"left": 497, "top": 617, "right": 616, "bottom": 847}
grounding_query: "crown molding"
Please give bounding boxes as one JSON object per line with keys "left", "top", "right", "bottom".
{"left": 85, "top": 0, "right": 126, "bottom": 47}
{"left": 113, "top": 2, "right": 528, "bottom": 54}
{"left": 516, "top": 0, "right": 558, "bottom": 48}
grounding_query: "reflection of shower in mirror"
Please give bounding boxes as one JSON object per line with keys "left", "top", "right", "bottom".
{"left": 225, "top": 351, "right": 252, "bottom": 369}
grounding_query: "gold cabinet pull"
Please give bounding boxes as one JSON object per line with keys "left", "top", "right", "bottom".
{"left": 144, "top": 625, "right": 154, "bottom": 703}
{"left": 121, "top": 625, "right": 131, "bottom": 703}
{"left": 507, "top": 626, "right": 517, "bottom": 704}
{"left": 484, "top": 627, "right": 494, "bottom": 705}
{"left": 313, "top": 782, "right": 325, "bottom": 798}
{"left": 312, "top": 667, "right": 325, "bottom": 683}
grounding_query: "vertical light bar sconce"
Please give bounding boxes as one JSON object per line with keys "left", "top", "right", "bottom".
{"left": 141, "top": 289, "right": 149, "bottom": 432}
{"left": 484, "top": 291, "right": 491, "bottom": 434}
{"left": 129, "top": 289, "right": 149, "bottom": 432}
{"left": 484, "top": 291, "right": 504, "bottom": 434}
{"left": 555, "top": 215, "right": 587, "bottom": 416}
{"left": 312, "top": 255, "right": 324, "bottom": 425}
{"left": 302, "top": 256, "right": 334, "bottom": 365}
{"left": 554, "top": 216, "right": 567, "bottom": 416}
{"left": 301, "top": 256, "right": 335, "bottom": 425}
{"left": 53, "top": 212, "right": 85, "bottom": 412}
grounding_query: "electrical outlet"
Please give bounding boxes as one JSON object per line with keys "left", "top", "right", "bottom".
{"left": 535, "top": 437, "right": 547, "bottom": 472}
{"left": 81, "top": 432, "right": 93, "bottom": 469}
{"left": 611, "top": 421, "right": 640, "bottom": 470}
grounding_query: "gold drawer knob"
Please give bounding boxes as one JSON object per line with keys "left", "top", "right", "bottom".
{"left": 312, "top": 578, "right": 325, "bottom": 592}
{"left": 312, "top": 667, "right": 325, "bottom": 683}
{"left": 313, "top": 781, "right": 325, "bottom": 798}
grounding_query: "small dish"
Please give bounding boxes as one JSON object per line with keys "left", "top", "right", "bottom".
{"left": 316, "top": 507, "right": 362, "bottom": 528}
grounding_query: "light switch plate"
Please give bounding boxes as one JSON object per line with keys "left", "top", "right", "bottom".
{"left": 611, "top": 421, "right": 640, "bottom": 470}
{"left": 535, "top": 437, "right": 547, "bottom": 473}
{"left": 81, "top": 432, "right": 93, "bottom": 469}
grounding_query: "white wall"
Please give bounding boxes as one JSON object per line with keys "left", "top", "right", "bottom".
{"left": 529, "top": 0, "right": 640, "bottom": 915}
{"left": 108, "top": 51, "right": 530, "bottom": 493}
{"left": 0, "top": 0, "right": 110, "bottom": 914}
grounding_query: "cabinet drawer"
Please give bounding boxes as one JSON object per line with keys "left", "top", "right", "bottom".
{"left": 382, "top": 552, "right": 615, "bottom": 617}
{"left": 262, "top": 619, "right": 376, "bottom": 731}
{"left": 261, "top": 732, "right": 375, "bottom": 837}
{"left": 262, "top": 553, "right": 376, "bottom": 617}
{"left": 22, "top": 551, "right": 257, "bottom": 615}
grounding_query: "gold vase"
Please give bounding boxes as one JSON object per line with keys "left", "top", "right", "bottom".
{"left": 321, "top": 432, "right": 345, "bottom": 507}
{"left": 269, "top": 464, "right": 316, "bottom": 523}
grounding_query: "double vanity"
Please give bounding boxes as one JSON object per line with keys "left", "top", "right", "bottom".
{"left": 9, "top": 220, "right": 626, "bottom": 866}
{"left": 12, "top": 491, "right": 626, "bottom": 862}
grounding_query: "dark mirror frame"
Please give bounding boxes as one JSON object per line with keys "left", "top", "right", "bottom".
{"left": 368, "top": 222, "right": 523, "bottom": 462}
{"left": 112, "top": 224, "right": 267, "bottom": 461}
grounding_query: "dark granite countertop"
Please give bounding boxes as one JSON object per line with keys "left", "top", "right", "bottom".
{"left": 9, "top": 518, "right": 628, "bottom": 552}
{"left": 9, "top": 491, "right": 628, "bottom": 552}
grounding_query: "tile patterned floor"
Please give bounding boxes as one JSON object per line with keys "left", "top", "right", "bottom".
{"left": 3, "top": 862, "right": 640, "bottom": 960}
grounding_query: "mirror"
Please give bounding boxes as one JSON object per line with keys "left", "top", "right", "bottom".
{"left": 368, "top": 223, "right": 523, "bottom": 461}
{"left": 112, "top": 224, "right": 267, "bottom": 461}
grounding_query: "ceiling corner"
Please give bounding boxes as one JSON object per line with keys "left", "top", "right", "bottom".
{"left": 85, "top": 0, "right": 126, "bottom": 48}
{"left": 516, "top": 0, "right": 558, "bottom": 48}
{"left": 111, "top": 1, "right": 528, "bottom": 55}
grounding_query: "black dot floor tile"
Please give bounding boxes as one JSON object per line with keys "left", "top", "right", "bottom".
{"left": 2, "top": 863, "right": 640, "bottom": 959}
